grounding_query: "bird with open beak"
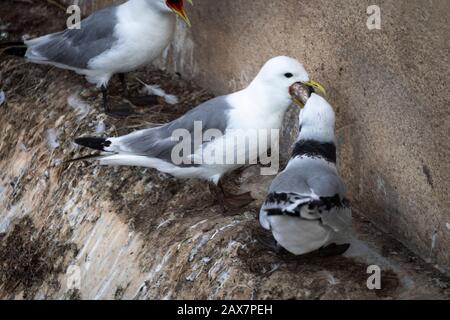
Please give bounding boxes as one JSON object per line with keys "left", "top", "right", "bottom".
{"left": 166, "top": 0, "right": 193, "bottom": 26}
{"left": 1, "top": 0, "right": 193, "bottom": 117}
{"left": 290, "top": 80, "right": 326, "bottom": 109}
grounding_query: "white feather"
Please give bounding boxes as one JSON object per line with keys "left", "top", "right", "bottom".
{"left": 67, "top": 94, "right": 90, "bottom": 120}
{"left": 137, "top": 79, "right": 179, "bottom": 105}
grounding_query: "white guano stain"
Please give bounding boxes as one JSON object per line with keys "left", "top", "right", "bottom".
{"left": 95, "top": 120, "right": 106, "bottom": 134}
{"left": 376, "top": 176, "right": 387, "bottom": 196}
{"left": 189, "top": 234, "right": 210, "bottom": 262}
{"left": 0, "top": 90, "right": 5, "bottom": 106}
{"left": 0, "top": 205, "right": 20, "bottom": 234}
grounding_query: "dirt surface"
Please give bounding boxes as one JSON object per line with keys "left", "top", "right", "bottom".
{"left": 0, "top": 0, "right": 449, "bottom": 300}
{"left": 0, "top": 216, "right": 76, "bottom": 298}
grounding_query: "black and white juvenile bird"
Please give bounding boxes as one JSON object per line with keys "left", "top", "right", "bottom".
{"left": 260, "top": 87, "right": 352, "bottom": 256}
{"left": 1, "top": 0, "right": 192, "bottom": 116}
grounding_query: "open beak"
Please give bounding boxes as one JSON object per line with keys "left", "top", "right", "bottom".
{"left": 290, "top": 80, "right": 326, "bottom": 109}
{"left": 169, "top": 2, "right": 192, "bottom": 27}
{"left": 303, "top": 80, "right": 326, "bottom": 96}
{"left": 291, "top": 96, "right": 306, "bottom": 109}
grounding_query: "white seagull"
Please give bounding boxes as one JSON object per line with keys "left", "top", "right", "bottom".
{"left": 259, "top": 89, "right": 353, "bottom": 256}
{"left": 2, "top": 0, "right": 192, "bottom": 116}
{"left": 74, "top": 56, "right": 325, "bottom": 207}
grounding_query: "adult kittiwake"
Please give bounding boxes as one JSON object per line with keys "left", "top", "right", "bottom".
{"left": 74, "top": 56, "right": 326, "bottom": 208}
{"left": 1, "top": 0, "right": 192, "bottom": 116}
{"left": 259, "top": 86, "right": 353, "bottom": 256}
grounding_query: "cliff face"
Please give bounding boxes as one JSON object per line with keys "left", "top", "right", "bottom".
{"left": 61, "top": 0, "right": 450, "bottom": 271}
{"left": 170, "top": 0, "right": 450, "bottom": 272}
{"left": 0, "top": 1, "right": 448, "bottom": 300}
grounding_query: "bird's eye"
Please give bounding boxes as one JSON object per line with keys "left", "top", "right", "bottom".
{"left": 284, "top": 73, "right": 294, "bottom": 78}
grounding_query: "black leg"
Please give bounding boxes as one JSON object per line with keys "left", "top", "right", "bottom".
{"left": 118, "top": 73, "right": 128, "bottom": 97}
{"left": 101, "top": 84, "right": 133, "bottom": 118}
{"left": 255, "top": 234, "right": 285, "bottom": 254}
{"left": 218, "top": 180, "right": 227, "bottom": 196}
{"left": 210, "top": 180, "right": 255, "bottom": 211}
{"left": 101, "top": 85, "right": 110, "bottom": 113}
{"left": 318, "top": 243, "right": 351, "bottom": 257}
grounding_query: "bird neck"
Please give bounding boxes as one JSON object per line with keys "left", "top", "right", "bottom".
{"left": 297, "top": 94, "right": 336, "bottom": 143}
{"left": 297, "top": 125, "right": 336, "bottom": 145}
{"left": 291, "top": 138, "right": 337, "bottom": 164}
{"left": 235, "top": 80, "right": 292, "bottom": 116}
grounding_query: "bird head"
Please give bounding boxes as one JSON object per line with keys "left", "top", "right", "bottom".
{"left": 289, "top": 82, "right": 314, "bottom": 108}
{"left": 290, "top": 79, "right": 326, "bottom": 109}
{"left": 298, "top": 94, "right": 336, "bottom": 142}
{"left": 249, "top": 56, "right": 326, "bottom": 111}
{"left": 165, "top": 0, "right": 192, "bottom": 26}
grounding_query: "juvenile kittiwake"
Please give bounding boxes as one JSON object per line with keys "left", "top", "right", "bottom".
{"left": 259, "top": 86, "right": 353, "bottom": 255}
{"left": 74, "top": 56, "right": 326, "bottom": 207}
{"left": 1, "top": 0, "right": 192, "bottom": 116}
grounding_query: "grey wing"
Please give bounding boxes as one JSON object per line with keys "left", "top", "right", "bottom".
{"left": 260, "top": 160, "right": 318, "bottom": 229}
{"left": 306, "top": 172, "right": 346, "bottom": 198}
{"left": 113, "top": 96, "right": 232, "bottom": 163}
{"left": 25, "top": 6, "right": 119, "bottom": 69}
{"left": 269, "top": 158, "right": 346, "bottom": 196}
{"left": 305, "top": 168, "right": 352, "bottom": 234}
{"left": 260, "top": 159, "right": 352, "bottom": 232}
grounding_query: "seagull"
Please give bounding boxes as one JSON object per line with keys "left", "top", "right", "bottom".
{"left": 1, "top": 0, "right": 192, "bottom": 117}
{"left": 74, "top": 56, "right": 326, "bottom": 208}
{"left": 259, "top": 88, "right": 353, "bottom": 256}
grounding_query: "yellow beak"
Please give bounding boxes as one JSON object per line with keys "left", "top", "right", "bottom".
{"left": 303, "top": 80, "right": 326, "bottom": 96}
{"left": 290, "top": 80, "right": 327, "bottom": 109}
{"left": 173, "top": 8, "right": 191, "bottom": 27}
{"left": 292, "top": 97, "right": 306, "bottom": 109}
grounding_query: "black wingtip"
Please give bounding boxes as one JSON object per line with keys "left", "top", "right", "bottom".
{"left": 75, "top": 137, "right": 112, "bottom": 152}
{"left": 3, "top": 46, "right": 27, "bottom": 57}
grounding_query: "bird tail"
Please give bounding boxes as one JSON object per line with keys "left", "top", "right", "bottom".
{"left": 1, "top": 41, "right": 27, "bottom": 57}
{"left": 74, "top": 136, "right": 181, "bottom": 173}
{"left": 74, "top": 137, "right": 151, "bottom": 167}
